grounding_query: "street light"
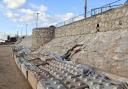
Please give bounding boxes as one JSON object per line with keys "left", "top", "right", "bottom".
{"left": 84, "top": 0, "right": 87, "bottom": 18}
{"left": 20, "top": 26, "right": 23, "bottom": 37}
{"left": 26, "top": 24, "right": 28, "bottom": 37}
{"left": 17, "top": 30, "right": 19, "bottom": 37}
{"left": 36, "top": 12, "right": 40, "bottom": 28}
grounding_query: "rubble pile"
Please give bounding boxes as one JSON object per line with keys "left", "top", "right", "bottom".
{"left": 13, "top": 46, "right": 128, "bottom": 89}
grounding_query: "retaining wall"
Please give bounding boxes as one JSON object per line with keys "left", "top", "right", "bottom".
{"left": 32, "top": 26, "right": 55, "bottom": 49}
{"left": 32, "top": 4, "right": 128, "bottom": 78}
{"left": 55, "top": 5, "right": 128, "bottom": 37}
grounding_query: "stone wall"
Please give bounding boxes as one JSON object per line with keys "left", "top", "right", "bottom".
{"left": 32, "top": 4, "right": 128, "bottom": 78}
{"left": 17, "top": 36, "right": 32, "bottom": 49}
{"left": 35, "top": 29, "right": 128, "bottom": 78}
{"left": 55, "top": 5, "right": 128, "bottom": 37}
{"left": 32, "top": 26, "right": 55, "bottom": 49}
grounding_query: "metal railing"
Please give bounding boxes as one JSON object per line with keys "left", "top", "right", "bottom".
{"left": 91, "top": 4, "right": 123, "bottom": 16}
{"left": 55, "top": 14, "right": 85, "bottom": 27}
{"left": 55, "top": 0, "right": 124, "bottom": 27}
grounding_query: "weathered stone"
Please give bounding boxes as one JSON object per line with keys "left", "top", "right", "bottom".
{"left": 21, "top": 63, "right": 28, "bottom": 79}
{"left": 14, "top": 57, "right": 22, "bottom": 70}
{"left": 37, "top": 81, "right": 45, "bottom": 89}
{"left": 32, "top": 26, "right": 55, "bottom": 49}
{"left": 28, "top": 70, "right": 38, "bottom": 89}
{"left": 33, "top": 29, "right": 128, "bottom": 78}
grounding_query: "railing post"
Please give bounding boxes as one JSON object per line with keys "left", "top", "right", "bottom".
{"left": 72, "top": 18, "right": 74, "bottom": 23}
{"left": 94, "top": 9, "right": 96, "bottom": 15}
{"left": 91, "top": 9, "right": 92, "bottom": 16}
{"left": 101, "top": 7, "right": 103, "bottom": 13}
{"left": 64, "top": 22, "right": 65, "bottom": 26}
{"left": 109, "top": 4, "right": 112, "bottom": 9}
{"left": 91, "top": 9, "right": 93, "bottom": 16}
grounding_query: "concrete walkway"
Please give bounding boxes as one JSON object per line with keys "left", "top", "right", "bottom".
{"left": 0, "top": 46, "right": 32, "bottom": 89}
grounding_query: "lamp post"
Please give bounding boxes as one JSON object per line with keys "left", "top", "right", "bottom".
{"left": 84, "top": 0, "right": 87, "bottom": 18}
{"left": 20, "top": 29, "right": 22, "bottom": 37}
{"left": 17, "top": 30, "right": 19, "bottom": 37}
{"left": 20, "top": 25, "right": 23, "bottom": 37}
{"left": 36, "top": 12, "right": 40, "bottom": 28}
{"left": 26, "top": 24, "right": 28, "bottom": 37}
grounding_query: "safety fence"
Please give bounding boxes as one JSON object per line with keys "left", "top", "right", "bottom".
{"left": 55, "top": 0, "right": 125, "bottom": 27}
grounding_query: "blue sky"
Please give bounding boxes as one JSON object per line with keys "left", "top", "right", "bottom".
{"left": 0, "top": 0, "right": 125, "bottom": 36}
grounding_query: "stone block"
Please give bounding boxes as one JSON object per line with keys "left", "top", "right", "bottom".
{"left": 37, "top": 81, "right": 45, "bottom": 89}
{"left": 15, "top": 57, "right": 21, "bottom": 70}
{"left": 28, "top": 70, "right": 38, "bottom": 89}
{"left": 21, "top": 63, "right": 28, "bottom": 79}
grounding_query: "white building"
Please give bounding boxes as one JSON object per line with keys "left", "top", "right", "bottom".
{"left": 0, "top": 32, "right": 7, "bottom": 42}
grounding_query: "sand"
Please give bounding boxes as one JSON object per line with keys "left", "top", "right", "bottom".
{"left": 0, "top": 45, "right": 32, "bottom": 89}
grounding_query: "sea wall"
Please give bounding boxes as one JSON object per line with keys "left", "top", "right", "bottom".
{"left": 31, "top": 4, "right": 128, "bottom": 78}
{"left": 55, "top": 5, "right": 128, "bottom": 37}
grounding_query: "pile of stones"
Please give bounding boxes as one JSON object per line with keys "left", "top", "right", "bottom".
{"left": 13, "top": 47, "right": 128, "bottom": 89}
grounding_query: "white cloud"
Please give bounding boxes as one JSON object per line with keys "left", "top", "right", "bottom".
{"left": 20, "top": 8, "right": 34, "bottom": 14}
{"left": 29, "top": 4, "right": 47, "bottom": 12}
{"left": 73, "top": 15, "right": 84, "bottom": 22}
{"left": 3, "top": 3, "right": 75, "bottom": 27}
{"left": 38, "top": 5, "right": 47, "bottom": 12}
{"left": 56, "top": 12, "right": 75, "bottom": 21}
{"left": 18, "top": 9, "right": 35, "bottom": 22}
{"left": 3, "top": 0, "right": 26, "bottom": 9}
{"left": 5, "top": 10, "right": 20, "bottom": 21}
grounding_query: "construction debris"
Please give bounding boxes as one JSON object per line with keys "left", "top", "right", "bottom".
{"left": 13, "top": 46, "right": 128, "bottom": 89}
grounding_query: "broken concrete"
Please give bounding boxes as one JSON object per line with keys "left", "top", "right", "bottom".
{"left": 13, "top": 47, "right": 128, "bottom": 89}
